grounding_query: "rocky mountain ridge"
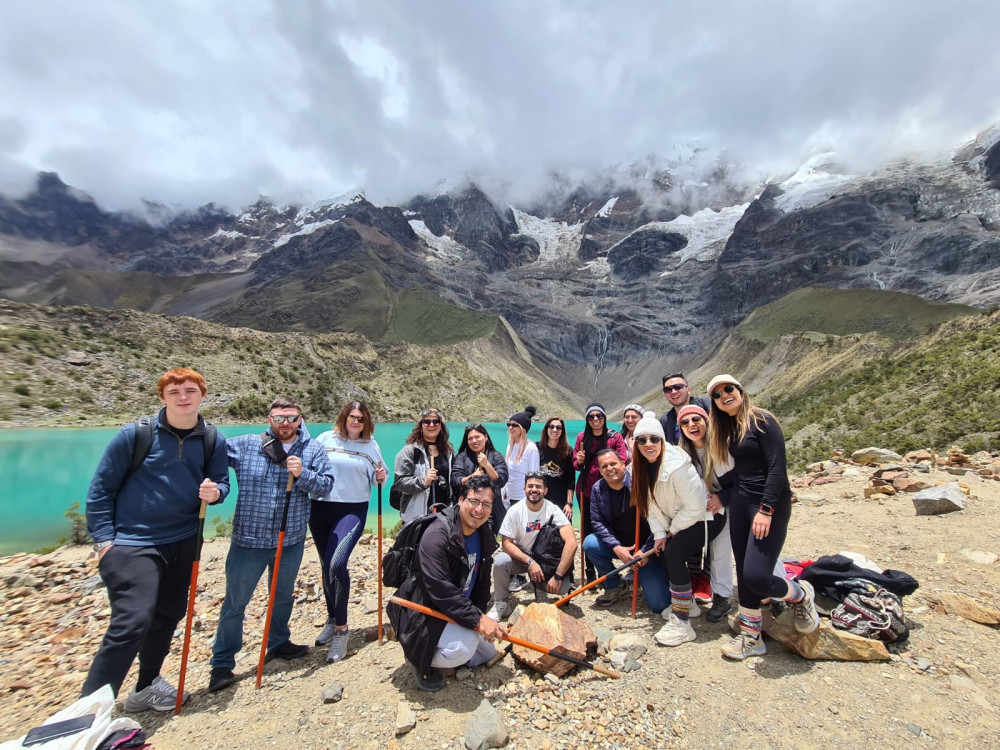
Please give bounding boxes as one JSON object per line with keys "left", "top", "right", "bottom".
{"left": 2, "top": 128, "right": 1000, "bottom": 404}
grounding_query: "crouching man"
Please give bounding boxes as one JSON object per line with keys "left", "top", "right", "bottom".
{"left": 488, "top": 472, "right": 577, "bottom": 620}
{"left": 387, "top": 475, "right": 506, "bottom": 692}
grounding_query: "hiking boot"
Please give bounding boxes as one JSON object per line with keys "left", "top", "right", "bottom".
{"left": 692, "top": 573, "right": 713, "bottom": 604}
{"left": 412, "top": 664, "right": 445, "bottom": 692}
{"left": 316, "top": 617, "right": 338, "bottom": 646}
{"left": 595, "top": 584, "right": 629, "bottom": 606}
{"left": 265, "top": 641, "right": 310, "bottom": 663}
{"left": 663, "top": 600, "right": 700, "bottom": 619}
{"left": 325, "top": 629, "right": 349, "bottom": 663}
{"left": 508, "top": 574, "right": 529, "bottom": 592}
{"left": 721, "top": 633, "right": 766, "bottom": 660}
{"left": 487, "top": 599, "right": 513, "bottom": 621}
{"left": 792, "top": 580, "right": 820, "bottom": 634}
{"left": 208, "top": 667, "right": 236, "bottom": 693}
{"left": 653, "top": 613, "right": 696, "bottom": 647}
{"left": 123, "top": 675, "right": 189, "bottom": 712}
{"left": 705, "top": 594, "right": 733, "bottom": 623}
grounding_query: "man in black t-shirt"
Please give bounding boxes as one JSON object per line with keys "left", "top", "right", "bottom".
{"left": 659, "top": 373, "right": 711, "bottom": 446}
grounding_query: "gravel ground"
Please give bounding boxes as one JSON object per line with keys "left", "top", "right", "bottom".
{"left": 2, "top": 457, "right": 999, "bottom": 749}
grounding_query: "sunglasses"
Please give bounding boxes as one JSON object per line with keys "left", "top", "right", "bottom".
{"left": 421, "top": 418, "right": 442, "bottom": 426}
{"left": 347, "top": 415, "right": 366, "bottom": 423}
{"left": 635, "top": 435, "right": 662, "bottom": 445}
{"left": 680, "top": 416, "right": 704, "bottom": 426}
{"left": 547, "top": 424, "right": 564, "bottom": 431}
{"left": 711, "top": 384, "right": 739, "bottom": 400}
{"left": 463, "top": 498, "right": 493, "bottom": 511}
{"left": 507, "top": 422, "right": 521, "bottom": 429}
{"left": 586, "top": 414, "right": 605, "bottom": 421}
{"left": 465, "top": 423, "right": 486, "bottom": 432}
{"left": 269, "top": 414, "right": 301, "bottom": 424}
{"left": 663, "top": 383, "right": 687, "bottom": 394}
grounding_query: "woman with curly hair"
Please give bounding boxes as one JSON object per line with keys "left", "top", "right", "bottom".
{"left": 391, "top": 408, "right": 453, "bottom": 523}
{"left": 705, "top": 375, "right": 819, "bottom": 661}
{"left": 312, "top": 401, "right": 387, "bottom": 662}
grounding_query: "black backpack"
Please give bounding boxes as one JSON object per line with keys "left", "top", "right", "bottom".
{"left": 531, "top": 517, "right": 571, "bottom": 582}
{"left": 125, "top": 413, "right": 219, "bottom": 485}
{"left": 381, "top": 512, "right": 441, "bottom": 588}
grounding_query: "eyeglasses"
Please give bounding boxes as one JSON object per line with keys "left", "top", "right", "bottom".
{"left": 269, "top": 414, "right": 301, "bottom": 424}
{"left": 680, "top": 416, "right": 704, "bottom": 426}
{"left": 347, "top": 415, "right": 366, "bottom": 423}
{"left": 421, "top": 419, "right": 442, "bottom": 426}
{"left": 635, "top": 435, "right": 662, "bottom": 446}
{"left": 663, "top": 383, "right": 687, "bottom": 394}
{"left": 711, "top": 384, "right": 739, "bottom": 400}
{"left": 547, "top": 425, "right": 564, "bottom": 431}
{"left": 586, "top": 414, "right": 605, "bottom": 422}
{"left": 463, "top": 498, "right": 493, "bottom": 511}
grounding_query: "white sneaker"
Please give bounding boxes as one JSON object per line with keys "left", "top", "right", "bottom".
{"left": 123, "top": 675, "right": 189, "bottom": 713}
{"left": 486, "top": 599, "right": 513, "bottom": 621}
{"left": 661, "top": 600, "right": 700, "bottom": 620}
{"left": 792, "top": 580, "right": 820, "bottom": 634}
{"left": 653, "top": 613, "right": 696, "bottom": 647}
{"left": 721, "top": 633, "right": 766, "bottom": 660}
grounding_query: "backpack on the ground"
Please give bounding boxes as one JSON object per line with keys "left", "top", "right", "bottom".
{"left": 530, "top": 517, "right": 571, "bottom": 582}
{"left": 381, "top": 513, "right": 441, "bottom": 588}
{"left": 830, "top": 583, "right": 909, "bottom": 643}
{"left": 125, "top": 414, "right": 218, "bottom": 485}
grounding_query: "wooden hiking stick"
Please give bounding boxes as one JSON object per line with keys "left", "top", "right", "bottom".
{"left": 174, "top": 497, "right": 207, "bottom": 714}
{"left": 554, "top": 547, "right": 659, "bottom": 607}
{"left": 631, "top": 504, "right": 641, "bottom": 619}
{"left": 256, "top": 473, "right": 294, "bottom": 688}
{"left": 389, "top": 597, "right": 621, "bottom": 678}
{"left": 377, "top": 461, "right": 384, "bottom": 645}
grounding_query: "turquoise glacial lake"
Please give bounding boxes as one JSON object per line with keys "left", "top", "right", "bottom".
{"left": 0, "top": 419, "right": 587, "bottom": 555}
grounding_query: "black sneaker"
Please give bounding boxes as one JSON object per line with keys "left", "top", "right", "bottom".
{"left": 412, "top": 664, "right": 445, "bottom": 692}
{"left": 208, "top": 667, "right": 236, "bottom": 693}
{"left": 705, "top": 594, "right": 733, "bottom": 623}
{"left": 265, "top": 641, "right": 310, "bottom": 663}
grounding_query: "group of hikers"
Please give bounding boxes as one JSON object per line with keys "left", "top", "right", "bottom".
{"left": 80, "top": 366, "right": 819, "bottom": 709}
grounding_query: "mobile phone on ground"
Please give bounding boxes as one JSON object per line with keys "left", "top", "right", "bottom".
{"left": 23, "top": 713, "right": 96, "bottom": 746}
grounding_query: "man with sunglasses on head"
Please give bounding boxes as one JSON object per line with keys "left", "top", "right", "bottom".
{"left": 208, "top": 397, "right": 334, "bottom": 693}
{"left": 659, "top": 373, "right": 711, "bottom": 446}
{"left": 388, "top": 475, "right": 506, "bottom": 692}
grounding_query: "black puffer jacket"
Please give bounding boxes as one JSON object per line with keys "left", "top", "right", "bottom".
{"left": 386, "top": 505, "right": 497, "bottom": 679}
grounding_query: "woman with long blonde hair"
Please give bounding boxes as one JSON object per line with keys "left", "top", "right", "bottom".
{"left": 705, "top": 375, "right": 819, "bottom": 661}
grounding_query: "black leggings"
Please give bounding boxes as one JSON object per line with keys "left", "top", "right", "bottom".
{"left": 661, "top": 514, "right": 726, "bottom": 586}
{"left": 730, "top": 498, "right": 791, "bottom": 609}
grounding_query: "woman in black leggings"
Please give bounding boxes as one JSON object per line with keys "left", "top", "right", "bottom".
{"left": 705, "top": 375, "right": 820, "bottom": 660}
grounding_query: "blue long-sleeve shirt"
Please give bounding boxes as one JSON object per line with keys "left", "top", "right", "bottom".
{"left": 86, "top": 410, "right": 230, "bottom": 546}
{"left": 227, "top": 429, "right": 334, "bottom": 549}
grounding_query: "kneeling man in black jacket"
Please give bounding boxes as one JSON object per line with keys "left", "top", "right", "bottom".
{"left": 388, "top": 475, "right": 507, "bottom": 691}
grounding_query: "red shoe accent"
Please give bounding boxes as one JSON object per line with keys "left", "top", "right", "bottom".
{"left": 692, "top": 573, "right": 713, "bottom": 604}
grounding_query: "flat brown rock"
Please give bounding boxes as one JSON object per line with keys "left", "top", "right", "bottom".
{"left": 508, "top": 602, "right": 596, "bottom": 677}
{"left": 762, "top": 609, "right": 890, "bottom": 661}
{"left": 925, "top": 593, "right": 1000, "bottom": 625}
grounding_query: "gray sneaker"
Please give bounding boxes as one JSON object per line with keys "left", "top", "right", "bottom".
{"left": 123, "top": 675, "right": 189, "bottom": 713}
{"left": 792, "top": 580, "right": 820, "bottom": 634}
{"left": 316, "top": 617, "right": 338, "bottom": 646}
{"left": 595, "top": 584, "right": 629, "bottom": 606}
{"left": 326, "top": 628, "right": 350, "bottom": 663}
{"left": 508, "top": 574, "right": 529, "bottom": 592}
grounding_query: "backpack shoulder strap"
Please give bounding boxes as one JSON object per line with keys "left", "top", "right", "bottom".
{"left": 202, "top": 420, "right": 218, "bottom": 472}
{"left": 125, "top": 414, "right": 156, "bottom": 484}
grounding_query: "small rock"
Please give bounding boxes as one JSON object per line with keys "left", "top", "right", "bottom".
{"left": 960, "top": 549, "right": 998, "bottom": 565}
{"left": 395, "top": 701, "right": 416, "bottom": 736}
{"left": 543, "top": 673, "right": 561, "bottom": 686}
{"left": 65, "top": 350, "right": 91, "bottom": 366}
{"left": 912, "top": 483, "right": 966, "bottom": 516}
{"left": 358, "top": 533, "right": 373, "bottom": 546}
{"left": 851, "top": 447, "right": 902, "bottom": 464}
{"left": 456, "top": 668, "right": 472, "bottom": 681}
{"left": 322, "top": 683, "right": 344, "bottom": 704}
{"left": 907, "top": 723, "right": 922, "bottom": 737}
{"left": 464, "top": 698, "right": 509, "bottom": 750}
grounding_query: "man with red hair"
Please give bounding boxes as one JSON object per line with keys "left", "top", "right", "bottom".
{"left": 81, "top": 368, "right": 230, "bottom": 711}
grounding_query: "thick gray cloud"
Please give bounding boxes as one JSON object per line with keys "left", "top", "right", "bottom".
{"left": 1, "top": 0, "right": 998, "bottom": 210}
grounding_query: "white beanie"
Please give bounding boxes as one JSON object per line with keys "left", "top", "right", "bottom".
{"left": 633, "top": 410, "right": 665, "bottom": 440}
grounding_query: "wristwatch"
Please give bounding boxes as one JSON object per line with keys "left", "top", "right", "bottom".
{"left": 93, "top": 540, "right": 113, "bottom": 553}
{"left": 757, "top": 502, "right": 775, "bottom": 517}
{"left": 554, "top": 572, "right": 565, "bottom": 582}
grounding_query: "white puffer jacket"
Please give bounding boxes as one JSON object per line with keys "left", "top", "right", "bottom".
{"left": 646, "top": 445, "right": 711, "bottom": 540}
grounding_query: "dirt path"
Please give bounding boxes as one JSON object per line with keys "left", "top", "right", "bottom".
{"left": 2, "top": 458, "right": 999, "bottom": 749}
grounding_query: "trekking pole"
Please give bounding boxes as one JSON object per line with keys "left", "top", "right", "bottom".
{"left": 577, "top": 488, "right": 586, "bottom": 584}
{"left": 174, "top": 497, "right": 207, "bottom": 715}
{"left": 554, "top": 547, "right": 659, "bottom": 607}
{"left": 389, "top": 597, "right": 621, "bottom": 679}
{"left": 256, "top": 473, "right": 294, "bottom": 688}
{"left": 631, "top": 504, "right": 640, "bottom": 619}
{"left": 376, "top": 460, "right": 384, "bottom": 645}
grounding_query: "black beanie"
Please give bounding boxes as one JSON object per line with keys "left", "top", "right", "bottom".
{"left": 509, "top": 405, "right": 537, "bottom": 432}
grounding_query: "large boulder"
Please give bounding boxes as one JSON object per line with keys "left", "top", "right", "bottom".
{"left": 851, "top": 447, "right": 903, "bottom": 464}
{"left": 507, "top": 602, "right": 596, "bottom": 677}
{"left": 912, "top": 483, "right": 966, "bottom": 515}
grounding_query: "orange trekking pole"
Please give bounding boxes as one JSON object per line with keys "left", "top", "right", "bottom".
{"left": 389, "top": 597, "right": 621, "bottom": 678}
{"left": 174, "top": 497, "right": 207, "bottom": 714}
{"left": 554, "top": 547, "right": 658, "bottom": 607}
{"left": 376, "top": 461, "right": 384, "bottom": 644}
{"left": 256, "top": 473, "right": 294, "bottom": 688}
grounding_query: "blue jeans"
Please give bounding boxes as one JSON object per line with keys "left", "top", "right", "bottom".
{"left": 210, "top": 540, "right": 305, "bottom": 669}
{"left": 582, "top": 534, "right": 670, "bottom": 613}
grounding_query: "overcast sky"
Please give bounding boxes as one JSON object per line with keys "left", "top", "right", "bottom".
{"left": 2, "top": 0, "right": 998, "bottom": 211}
